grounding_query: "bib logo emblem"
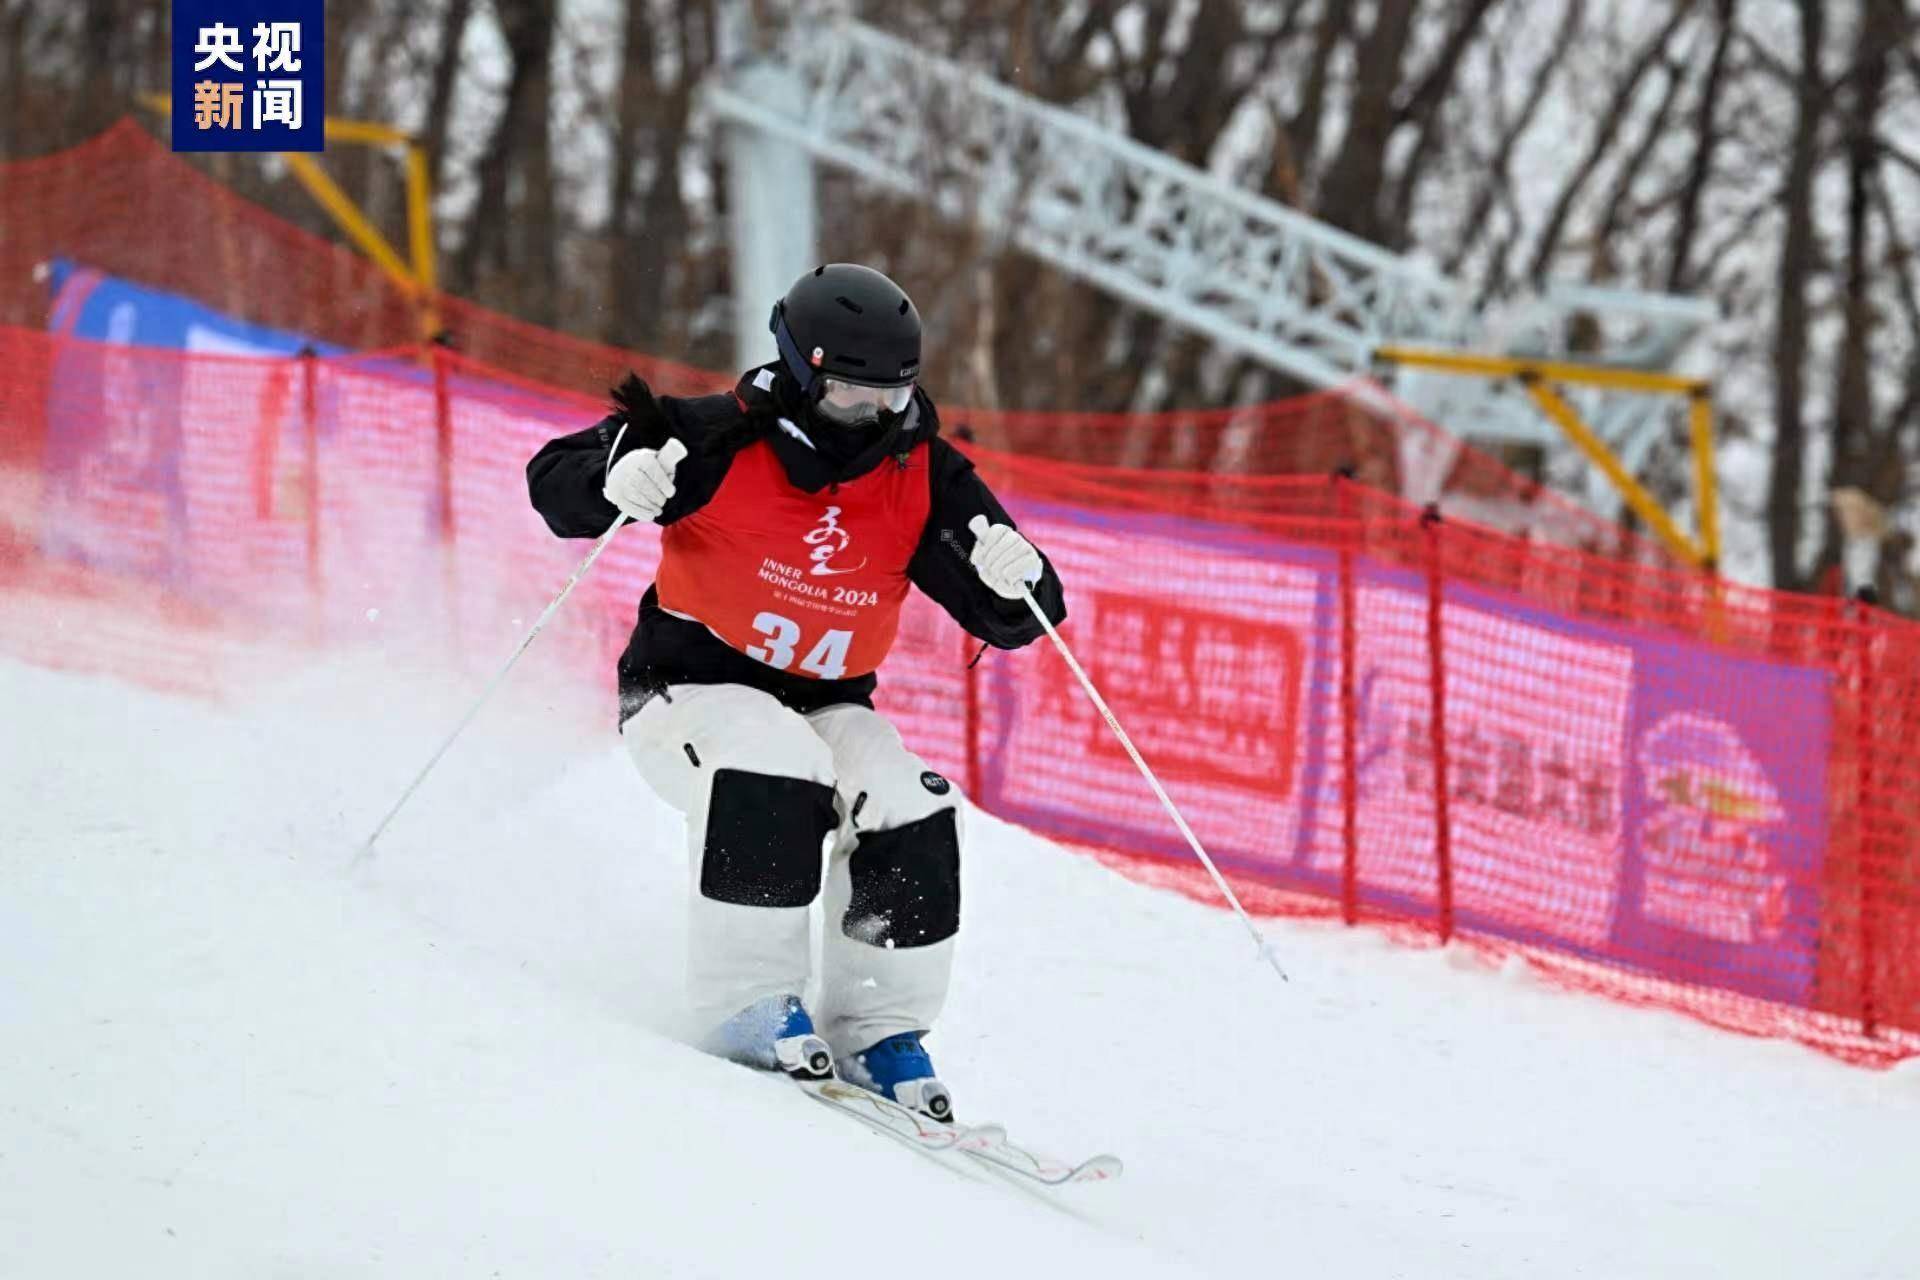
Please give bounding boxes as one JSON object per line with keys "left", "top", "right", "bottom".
{"left": 804, "top": 505, "right": 868, "bottom": 577}
{"left": 920, "top": 771, "right": 951, "bottom": 795}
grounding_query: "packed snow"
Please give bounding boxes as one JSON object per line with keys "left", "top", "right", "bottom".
{"left": 3, "top": 648, "right": 1917, "bottom": 1279}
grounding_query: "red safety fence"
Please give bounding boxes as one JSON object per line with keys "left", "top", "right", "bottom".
{"left": 1, "top": 323, "right": 1916, "bottom": 1066}
{"left": 0, "top": 120, "right": 1680, "bottom": 569}
{"left": 0, "top": 120, "right": 715, "bottom": 398}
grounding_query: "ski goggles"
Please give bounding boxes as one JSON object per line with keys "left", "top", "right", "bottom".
{"left": 818, "top": 378, "right": 914, "bottom": 415}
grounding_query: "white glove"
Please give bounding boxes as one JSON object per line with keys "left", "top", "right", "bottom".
{"left": 604, "top": 437, "right": 688, "bottom": 522}
{"left": 967, "top": 515, "right": 1043, "bottom": 600}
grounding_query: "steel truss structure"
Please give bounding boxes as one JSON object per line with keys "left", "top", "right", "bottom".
{"left": 703, "top": 15, "right": 1714, "bottom": 458}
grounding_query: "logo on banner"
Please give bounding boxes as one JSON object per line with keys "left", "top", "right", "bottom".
{"left": 172, "top": 1, "right": 324, "bottom": 152}
{"left": 1634, "top": 712, "right": 1789, "bottom": 944}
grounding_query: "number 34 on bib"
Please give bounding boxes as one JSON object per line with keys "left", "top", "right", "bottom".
{"left": 747, "top": 612, "right": 854, "bottom": 679}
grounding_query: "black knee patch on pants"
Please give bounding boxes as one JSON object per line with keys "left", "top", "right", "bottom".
{"left": 843, "top": 808, "right": 960, "bottom": 948}
{"left": 700, "top": 769, "right": 836, "bottom": 908}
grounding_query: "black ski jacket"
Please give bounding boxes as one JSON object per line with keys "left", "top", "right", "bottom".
{"left": 526, "top": 364, "right": 1067, "bottom": 721}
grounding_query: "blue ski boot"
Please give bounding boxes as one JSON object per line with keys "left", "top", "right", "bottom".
{"left": 705, "top": 994, "right": 833, "bottom": 1081}
{"left": 843, "top": 1032, "right": 953, "bottom": 1122}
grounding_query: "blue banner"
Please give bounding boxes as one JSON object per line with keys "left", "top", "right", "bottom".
{"left": 47, "top": 260, "right": 335, "bottom": 356}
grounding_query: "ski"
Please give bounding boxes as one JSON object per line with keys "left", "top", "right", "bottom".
{"left": 792, "top": 1076, "right": 1123, "bottom": 1186}
{"left": 793, "top": 1076, "right": 968, "bottom": 1153}
{"left": 955, "top": 1123, "right": 1124, "bottom": 1186}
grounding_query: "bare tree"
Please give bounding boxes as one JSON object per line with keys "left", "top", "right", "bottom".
{"left": 606, "top": 0, "right": 714, "bottom": 353}
{"left": 1285, "top": 0, "right": 1352, "bottom": 188}
{"left": 1666, "top": 0, "right": 1738, "bottom": 292}
{"left": 1526, "top": 0, "right": 1699, "bottom": 285}
{"left": 0, "top": 0, "right": 37, "bottom": 155}
{"left": 1315, "top": 0, "right": 1421, "bottom": 245}
{"left": 1445, "top": 0, "right": 1585, "bottom": 280}
{"left": 421, "top": 0, "right": 476, "bottom": 192}
{"left": 7, "top": 0, "right": 1920, "bottom": 597}
{"left": 450, "top": 0, "right": 559, "bottom": 324}
{"left": 1384, "top": 0, "right": 1504, "bottom": 246}
{"left": 1765, "top": 0, "right": 1826, "bottom": 591}
{"left": 71, "top": 0, "right": 123, "bottom": 137}
{"left": 1814, "top": 0, "right": 1906, "bottom": 586}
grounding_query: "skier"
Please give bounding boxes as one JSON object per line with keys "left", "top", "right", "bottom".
{"left": 526, "top": 264, "right": 1066, "bottom": 1120}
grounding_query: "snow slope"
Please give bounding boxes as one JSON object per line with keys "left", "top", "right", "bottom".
{"left": 3, "top": 653, "right": 1917, "bottom": 1279}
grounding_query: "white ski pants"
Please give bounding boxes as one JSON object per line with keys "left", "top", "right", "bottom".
{"left": 621, "top": 683, "right": 962, "bottom": 1056}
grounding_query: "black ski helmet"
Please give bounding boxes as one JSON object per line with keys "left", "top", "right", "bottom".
{"left": 769, "top": 263, "right": 921, "bottom": 396}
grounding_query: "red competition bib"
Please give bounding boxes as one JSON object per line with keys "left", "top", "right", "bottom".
{"left": 655, "top": 438, "right": 931, "bottom": 680}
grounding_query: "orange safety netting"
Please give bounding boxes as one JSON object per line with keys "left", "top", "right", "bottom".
{"left": 0, "top": 323, "right": 1915, "bottom": 1067}
{"left": 0, "top": 120, "right": 1682, "bottom": 569}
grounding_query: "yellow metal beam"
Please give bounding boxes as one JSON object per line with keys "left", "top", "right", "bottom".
{"left": 404, "top": 145, "right": 437, "bottom": 294}
{"left": 1522, "top": 376, "right": 1708, "bottom": 568}
{"left": 1375, "top": 340, "right": 1721, "bottom": 574}
{"left": 1688, "top": 391, "right": 1721, "bottom": 570}
{"left": 321, "top": 118, "right": 413, "bottom": 147}
{"left": 280, "top": 151, "right": 417, "bottom": 293}
{"left": 137, "top": 93, "right": 439, "bottom": 337}
{"left": 1376, "top": 344, "right": 1708, "bottom": 398}
{"left": 404, "top": 142, "right": 440, "bottom": 337}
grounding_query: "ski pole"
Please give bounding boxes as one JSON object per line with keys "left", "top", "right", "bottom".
{"left": 1016, "top": 583, "right": 1289, "bottom": 981}
{"left": 356, "top": 510, "right": 632, "bottom": 862}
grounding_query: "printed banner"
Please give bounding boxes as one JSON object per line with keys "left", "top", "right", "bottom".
{"left": 981, "top": 500, "right": 1831, "bottom": 1007}
{"left": 25, "top": 340, "right": 1840, "bottom": 1013}
{"left": 977, "top": 509, "right": 1326, "bottom": 873}
{"left": 47, "top": 260, "right": 336, "bottom": 355}
{"left": 1612, "top": 640, "right": 1831, "bottom": 1005}
{"left": 1311, "top": 574, "right": 1635, "bottom": 949}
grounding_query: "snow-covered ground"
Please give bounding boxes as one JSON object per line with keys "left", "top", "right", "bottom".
{"left": 3, "top": 651, "right": 1917, "bottom": 1279}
